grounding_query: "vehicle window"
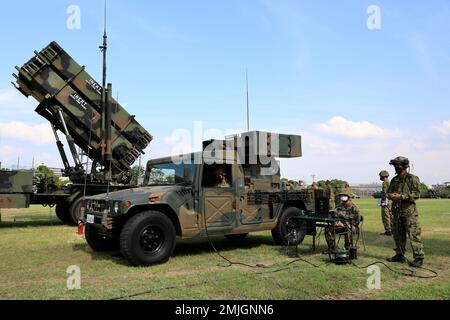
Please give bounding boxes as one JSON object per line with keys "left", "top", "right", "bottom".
{"left": 202, "top": 164, "right": 232, "bottom": 188}
{"left": 147, "top": 162, "right": 195, "bottom": 186}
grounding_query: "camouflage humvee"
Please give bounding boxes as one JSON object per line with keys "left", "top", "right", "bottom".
{"left": 83, "top": 132, "right": 330, "bottom": 266}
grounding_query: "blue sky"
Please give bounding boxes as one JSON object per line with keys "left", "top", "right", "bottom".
{"left": 1, "top": 0, "right": 449, "bottom": 185}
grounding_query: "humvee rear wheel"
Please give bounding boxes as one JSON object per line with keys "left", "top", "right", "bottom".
{"left": 225, "top": 233, "right": 248, "bottom": 240}
{"left": 55, "top": 203, "right": 72, "bottom": 224}
{"left": 85, "top": 224, "right": 119, "bottom": 251}
{"left": 271, "top": 207, "right": 307, "bottom": 246}
{"left": 120, "top": 211, "right": 176, "bottom": 266}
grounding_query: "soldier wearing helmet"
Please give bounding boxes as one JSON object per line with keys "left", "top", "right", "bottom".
{"left": 324, "top": 189, "right": 361, "bottom": 254}
{"left": 386, "top": 156, "right": 425, "bottom": 268}
{"left": 379, "top": 170, "right": 393, "bottom": 236}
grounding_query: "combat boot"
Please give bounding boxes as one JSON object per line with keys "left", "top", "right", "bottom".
{"left": 323, "top": 242, "right": 335, "bottom": 254}
{"left": 387, "top": 254, "right": 406, "bottom": 263}
{"left": 409, "top": 258, "right": 423, "bottom": 268}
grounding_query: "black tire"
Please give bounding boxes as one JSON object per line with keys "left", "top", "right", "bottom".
{"left": 70, "top": 198, "right": 85, "bottom": 225}
{"left": 120, "top": 211, "right": 176, "bottom": 266}
{"left": 225, "top": 233, "right": 249, "bottom": 240}
{"left": 55, "top": 203, "right": 72, "bottom": 224}
{"left": 85, "top": 224, "right": 119, "bottom": 252}
{"left": 271, "top": 207, "right": 307, "bottom": 246}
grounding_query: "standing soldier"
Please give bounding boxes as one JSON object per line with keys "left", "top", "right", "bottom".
{"left": 386, "top": 156, "right": 425, "bottom": 268}
{"left": 379, "top": 170, "right": 393, "bottom": 236}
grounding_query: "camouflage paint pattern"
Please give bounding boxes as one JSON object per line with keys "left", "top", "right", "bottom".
{"left": 0, "top": 170, "right": 33, "bottom": 208}
{"left": 381, "top": 178, "right": 392, "bottom": 233}
{"left": 325, "top": 200, "right": 360, "bottom": 249}
{"left": 13, "top": 41, "right": 152, "bottom": 177}
{"left": 387, "top": 173, "right": 425, "bottom": 259}
{"left": 84, "top": 133, "right": 317, "bottom": 241}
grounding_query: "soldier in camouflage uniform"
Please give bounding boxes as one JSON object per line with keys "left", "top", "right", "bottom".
{"left": 386, "top": 156, "right": 425, "bottom": 268}
{"left": 324, "top": 189, "right": 361, "bottom": 253}
{"left": 379, "top": 170, "right": 393, "bottom": 236}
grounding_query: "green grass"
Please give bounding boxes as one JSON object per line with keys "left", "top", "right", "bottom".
{"left": 0, "top": 199, "right": 449, "bottom": 300}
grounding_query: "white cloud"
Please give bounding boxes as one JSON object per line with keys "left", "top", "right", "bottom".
{"left": 303, "top": 133, "right": 340, "bottom": 156}
{"left": 436, "top": 120, "right": 450, "bottom": 135}
{"left": 0, "top": 90, "right": 17, "bottom": 105}
{"left": 0, "top": 122, "right": 54, "bottom": 145}
{"left": 0, "top": 146, "right": 23, "bottom": 155}
{"left": 314, "top": 116, "right": 397, "bottom": 138}
{"left": 279, "top": 126, "right": 447, "bottom": 185}
{"left": 0, "top": 146, "right": 24, "bottom": 166}
{"left": 0, "top": 88, "right": 37, "bottom": 121}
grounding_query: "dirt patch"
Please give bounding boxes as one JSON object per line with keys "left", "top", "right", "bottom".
{"left": 319, "top": 290, "right": 373, "bottom": 300}
{"left": 430, "top": 228, "right": 450, "bottom": 233}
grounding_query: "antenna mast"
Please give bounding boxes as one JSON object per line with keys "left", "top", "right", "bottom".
{"left": 100, "top": 0, "right": 108, "bottom": 159}
{"left": 246, "top": 69, "right": 250, "bottom": 131}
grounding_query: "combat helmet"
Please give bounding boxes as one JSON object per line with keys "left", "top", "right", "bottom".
{"left": 389, "top": 156, "right": 410, "bottom": 168}
{"left": 379, "top": 170, "right": 389, "bottom": 177}
{"left": 338, "top": 188, "right": 352, "bottom": 197}
{"left": 214, "top": 167, "right": 227, "bottom": 176}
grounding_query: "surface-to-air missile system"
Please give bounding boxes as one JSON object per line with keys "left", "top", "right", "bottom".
{"left": 0, "top": 41, "right": 152, "bottom": 224}
{"left": 83, "top": 132, "right": 331, "bottom": 266}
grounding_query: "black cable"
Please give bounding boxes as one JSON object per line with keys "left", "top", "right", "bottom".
{"left": 110, "top": 280, "right": 210, "bottom": 300}
{"left": 201, "top": 202, "right": 268, "bottom": 269}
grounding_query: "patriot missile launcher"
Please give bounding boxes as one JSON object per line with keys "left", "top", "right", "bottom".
{"left": 0, "top": 41, "right": 152, "bottom": 224}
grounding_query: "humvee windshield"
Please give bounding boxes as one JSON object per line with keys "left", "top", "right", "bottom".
{"left": 146, "top": 162, "right": 195, "bottom": 186}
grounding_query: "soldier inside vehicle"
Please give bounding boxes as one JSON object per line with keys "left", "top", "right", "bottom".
{"left": 202, "top": 165, "right": 232, "bottom": 188}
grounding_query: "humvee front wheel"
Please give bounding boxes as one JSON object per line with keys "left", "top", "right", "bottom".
{"left": 271, "top": 207, "right": 307, "bottom": 246}
{"left": 85, "top": 224, "right": 119, "bottom": 251}
{"left": 120, "top": 211, "right": 176, "bottom": 266}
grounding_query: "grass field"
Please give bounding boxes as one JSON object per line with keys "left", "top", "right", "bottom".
{"left": 0, "top": 199, "right": 449, "bottom": 300}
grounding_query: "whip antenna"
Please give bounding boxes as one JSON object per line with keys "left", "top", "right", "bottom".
{"left": 246, "top": 69, "right": 250, "bottom": 131}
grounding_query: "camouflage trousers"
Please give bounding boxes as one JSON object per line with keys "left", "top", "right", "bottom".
{"left": 381, "top": 204, "right": 393, "bottom": 232}
{"left": 325, "top": 223, "right": 357, "bottom": 249}
{"left": 392, "top": 203, "right": 425, "bottom": 259}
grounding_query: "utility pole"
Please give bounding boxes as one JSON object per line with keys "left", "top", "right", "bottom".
{"left": 311, "top": 174, "right": 316, "bottom": 183}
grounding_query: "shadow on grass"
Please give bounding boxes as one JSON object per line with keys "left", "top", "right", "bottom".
{"left": 71, "top": 242, "right": 132, "bottom": 266}
{"left": 359, "top": 230, "right": 450, "bottom": 258}
{"left": 0, "top": 219, "right": 63, "bottom": 229}
{"left": 71, "top": 229, "right": 450, "bottom": 268}
{"left": 173, "top": 234, "right": 275, "bottom": 256}
{"left": 73, "top": 233, "right": 323, "bottom": 267}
